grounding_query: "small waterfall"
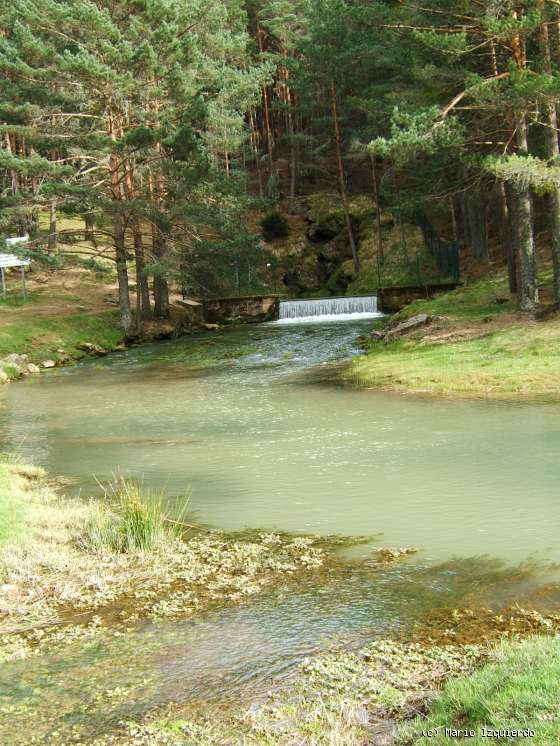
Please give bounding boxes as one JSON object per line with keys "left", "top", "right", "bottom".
{"left": 277, "top": 295, "right": 380, "bottom": 323}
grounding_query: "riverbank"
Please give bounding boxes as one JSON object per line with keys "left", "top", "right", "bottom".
{"left": 0, "top": 265, "right": 205, "bottom": 382}
{"left": 347, "top": 276, "right": 560, "bottom": 399}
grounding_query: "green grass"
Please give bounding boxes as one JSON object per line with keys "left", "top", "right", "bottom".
{"left": 80, "top": 478, "right": 189, "bottom": 554}
{"left": 349, "top": 322, "right": 560, "bottom": 398}
{"left": 347, "top": 275, "right": 560, "bottom": 398}
{"left": 389, "top": 275, "right": 516, "bottom": 323}
{"left": 0, "top": 291, "right": 42, "bottom": 309}
{"left": 0, "top": 462, "right": 27, "bottom": 543}
{"left": 401, "top": 636, "right": 560, "bottom": 744}
{"left": 0, "top": 312, "right": 122, "bottom": 362}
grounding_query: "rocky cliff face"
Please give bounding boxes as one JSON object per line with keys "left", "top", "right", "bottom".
{"left": 264, "top": 193, "right": 429, "bottom": 298}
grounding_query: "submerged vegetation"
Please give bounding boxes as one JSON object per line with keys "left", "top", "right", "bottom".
{"left": 90, "top": 636, "right": 560, "bottom": 745}
{"left": 1, "top": 459, "right": 559, "bottom": 743}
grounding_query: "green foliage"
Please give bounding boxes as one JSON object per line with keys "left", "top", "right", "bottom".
{"left": 485, "top": 153, "right": 560, "bottom": 195}
{"left": 80, "top": 479, "right": 173, "bottom": 554}
{"left": 369, "top": 107, "right": 464, "bottom": 165}
{"left": 260, "top": 210, "right": 290, "bottom": 240}
{"left": 80, "top": 257, "right": 112, "bottom": 276}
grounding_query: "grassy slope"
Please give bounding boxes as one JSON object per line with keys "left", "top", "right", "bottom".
{"left": 348, "top": 276, "right": 560, "bottom": 399}
{"left": 0, "top": 265, "right": 124, "bottom": 371}
{"left": 402, "top": 636, "right": 560, "bottom": 744}
{"left": 0, "top": 311, "right": 122, "bottom": 363}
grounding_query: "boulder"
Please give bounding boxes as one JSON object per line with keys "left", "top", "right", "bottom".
{"left": 77, "top": 342, "right": 107, "bottom": 356}
{"left": 42, "top": 360, "right": 56, "bottom": 369}
{"left": 0, "top": 368, "right": 9, "bottom": 384}
{"left": 4, "top": 353, "right": 29, "bottom": 368}
{"left": 27, "top": 363, "right": 41, "bottom": 375}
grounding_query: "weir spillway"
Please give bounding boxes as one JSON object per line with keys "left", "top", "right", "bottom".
{"left": 277, "top": 295, "right": 381, "bottom": 323}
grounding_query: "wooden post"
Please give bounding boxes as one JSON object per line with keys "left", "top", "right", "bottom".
{"left": 21, "top": 266, "right": 26, "bottom": 300}
{"left": 1, "top": 268, "right": 5, "bottom": 297}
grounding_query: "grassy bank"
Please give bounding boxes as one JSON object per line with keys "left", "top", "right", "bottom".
{"left": 0, "top": 263, "right": 201, "bottom": 381}
{"left": 0, "top": 311, "right": 122, "bottom": 363}
{"left": 0, "top": 265, "right": 125, "bottom": 379}
{"left": 347, "top": 277, "right": 560, "bottom": 399}
{"left": 401, "top": 636, "right": 560, "bottom": 744}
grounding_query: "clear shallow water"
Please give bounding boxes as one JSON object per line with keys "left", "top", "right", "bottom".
{"left": 2, "top": 319, "right": 560, "bottom": 742}
{"left": 2, "top": 557, "right": 556, "bottom": 744}
{"left": 1, "top": 320, "right": 560, "bottom": 563}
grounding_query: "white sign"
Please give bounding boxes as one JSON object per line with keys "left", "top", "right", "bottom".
{"left": 5, "top": 234, "right": 29, "bottom": 247}
{"left": 0, "top": 253, "right": 30, "bottom": 269}
{"left": 1, "top": 235, "right": 30, "bottom": 269}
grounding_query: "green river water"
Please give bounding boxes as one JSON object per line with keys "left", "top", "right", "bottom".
{"left": 1, "top": 319, "right": 559, "bottom": 742}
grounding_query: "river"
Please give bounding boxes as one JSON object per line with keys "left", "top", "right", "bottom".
{"left": 1, "top": 319, "right": 559, "bottom": 742}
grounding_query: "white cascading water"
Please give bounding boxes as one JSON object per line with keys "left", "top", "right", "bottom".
{"left": 276, "top": 295, "right": 381, "bottom": 323}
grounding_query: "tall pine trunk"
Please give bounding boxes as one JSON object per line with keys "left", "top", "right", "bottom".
{"left": 511, "top": 16, "right": 538, "bottom": 310}
{"left": 537, "top": 0, "right": 560, "bottom": 302}
{"left": 113, "top": 209, "right": 132, "bottom": 332}
{"left": 331, "top": 81, "right": 360, "bottom": 274}
{"left": 123, "top": 157, "right": 152, "bottom": 325}
{"left": 257, "top": 24, "right": 276, "bottom": 197}
{"left": 249, "top": 108, "right": 264, "bottom": 199}
{"left": 47, "top": 201, "right": 57, "bottom": 253}
{"left": 500, "top": 182, "right": 518, "bottom": 294}
{"left": 514, "top": 113, "right": 538, "bottom": 310}
{"left": 107, "top": 106, "right": 131, "bottom": 333}
{"left": 152, "top": 231, "right": 170, "bottom": 319}
{"left": 370, "top": 154, "right": 383, "bottom": 265}
{"left": 132, "top": 219, "right": 151, "bottom": 323}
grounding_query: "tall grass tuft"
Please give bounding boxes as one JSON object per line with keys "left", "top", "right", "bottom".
{"left": 80, "top": 477, "right": 189, "bottom": 554}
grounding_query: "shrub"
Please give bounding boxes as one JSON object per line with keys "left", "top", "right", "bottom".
{"left": 80, "top": 478, "right": 189, "bottom": 554}
{"left": 261, "top": 210, "right": 289, "bottom": 240}
{"left": 81, "top": 257, "right": 113, "bottom": 276}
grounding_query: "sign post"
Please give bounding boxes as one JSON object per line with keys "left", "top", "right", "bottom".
{"left": 1, "top": 235, "right": 31, "bottom": 300}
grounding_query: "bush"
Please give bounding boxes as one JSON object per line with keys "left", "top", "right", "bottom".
{"left": 80, "top": 478, "right": 189, "bottom": 554}
{"left": 81, "top": 256, "right": 113, "bottom": 276}
{"left": 261, "top": 210, "right": 289, "bottom": 240}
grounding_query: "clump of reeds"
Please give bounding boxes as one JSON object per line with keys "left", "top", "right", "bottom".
{"left": 80, "top": 477, "right": 189, "bottom": 554}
